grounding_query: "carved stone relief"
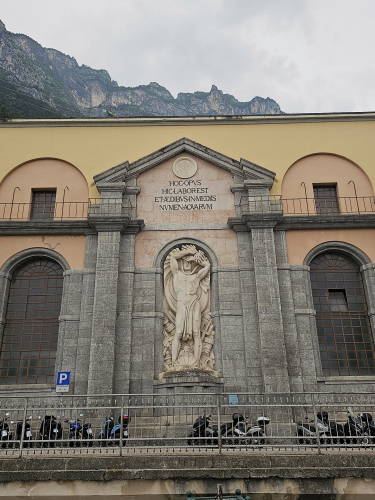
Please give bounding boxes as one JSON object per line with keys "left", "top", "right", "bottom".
{"left": 162, "top": 244, "right": 216, "bottom": 375}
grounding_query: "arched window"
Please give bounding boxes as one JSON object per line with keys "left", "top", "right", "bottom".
{"left": 0, "top": 258, "right": 63, "bottom": 384}
{"left": 310, "top": 252, "right": 375, "bottom": 376}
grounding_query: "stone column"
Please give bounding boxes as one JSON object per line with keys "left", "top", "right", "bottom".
{"left": 361, "top": 263, "right": 375, "bottom": 342}
{"left": 0, "top": 272, "right": 10, "bottom": 349}
{"left": 275, "top": 231, "right": 304, "bottom": 393}
{"left": 87, "top": 182, "right": 126, "bottom": 395}
{"left": 87, "top": 225, "right": 122, "bottom": 395}
{"left": 237, "top": 231, "right": 262, "bottom": 393}
{"left": 289, "top": 265, "right": 320, "bottom": 391}
{"left": 56, "top": 270, "right": 83, "bottom": 389}
{"left": 250, "top": 220, "right": 290, "bottom": 393}
{"left": 74, "top": 234, "right": 97, "bottom": 395}
{"left": 113, "top": 233, "right": 136, "bottom": 394}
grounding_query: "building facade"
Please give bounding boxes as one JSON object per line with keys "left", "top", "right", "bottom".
{"left": 0, "top": 113, "right": 375, "bottom": 399}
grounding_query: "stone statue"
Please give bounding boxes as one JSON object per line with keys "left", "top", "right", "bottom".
{"left": 162, "top": 244, "right": 216, "bottom": 374}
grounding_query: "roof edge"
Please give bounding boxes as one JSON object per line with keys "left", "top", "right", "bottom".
{"left": 2, "top": 111, "right": 375, "bottom": 128}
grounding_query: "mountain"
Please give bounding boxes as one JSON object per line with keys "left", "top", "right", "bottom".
{"left": 0, "top": 20, "right": 283, "bottom": 119}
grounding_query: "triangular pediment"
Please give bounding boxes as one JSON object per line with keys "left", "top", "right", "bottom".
{"left": 94, "top": 138, "right": 275, "bottom": 187}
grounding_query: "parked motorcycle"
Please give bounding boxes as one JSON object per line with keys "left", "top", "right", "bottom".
{"left": 67, "top": 419, "right": 83, "bottom": 447}
{"left": 98, "top": 416, "right": 114, "bottom": 446}
{"left": 221, "top": 413, "right": 270, "bottom": 446}
{"left": 16, "top": 416, "right": 33, "bottom": 448}
{"left": 98, "top": 415, "right": 130, "bottom": 447}
{"left": 39, "top": 415, "right": 63, "bottom": 448}
{"left": 82, "top": 422, "right": 94, "bottom": 447}
{"left": 297, "top": 411, "right": 345, "bottom": 445}
{"left": 187, "top": 415, "right": 218, "bottom": 446}
{"left": 344, "top": 408, "right": 375, "bottom": 445}
{"left": 110, "top": 415, "right": 130, "bottom": 447}
{"left": 0, "top": 413, "right": 14, "bottom": 449}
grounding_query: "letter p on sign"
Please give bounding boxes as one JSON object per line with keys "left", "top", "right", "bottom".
{"left": 56, "top": 371, "right": 70, "bottom": 392}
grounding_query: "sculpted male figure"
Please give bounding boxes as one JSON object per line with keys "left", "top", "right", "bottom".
{"left": 169, "top": 244, "right": 210, "bottom": 367}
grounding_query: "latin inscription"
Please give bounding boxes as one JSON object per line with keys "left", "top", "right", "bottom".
{"left": 154, "top": 179, "right": 217, "bottom": 211}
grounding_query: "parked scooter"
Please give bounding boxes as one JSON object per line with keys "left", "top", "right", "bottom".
{"left": 109, "top": 415, "right": 130, "bottom": 447}
{"left": 297, "top": 411, "right": 345, "bottom": 445}
{"left": 39, "top": 415, "right": 63, "bottom": 447}
{"left": 98, "top": 416, "right": 114, "bottom": 446}
{"left": 187, "top": 415, "right": 218, "bottom": 446}
{"left": 344, "top": 408, "right": 375, "bottom": 445}
{"left": 67, "top": 419, "right": 83, "bottom": 447}
{"left": 98, "top": 415, "right": 130, "bottom": 447}
{"left": 82, "top": 422, "right": 94, "bottom": 447}
{"left": 0, "top": 413, "right": 14, "bottom": 449}
{"left": 16, "top": 416, "right": 33, "bottom": 448}
{"left": 221, "top": 413, "right": 270, "bottom": 446}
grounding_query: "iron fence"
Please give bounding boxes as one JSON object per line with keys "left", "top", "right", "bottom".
{"left": 0, "top": 392, "right": 374, "bottom": 457}
{"left": 0, "top": 198, "right": 133, "bottom": 221}
{"left": 1, "top": 195, "right": 375, "bottom": 221}
{"left": 238, "top": 195, "right": 375, "bottom": 215}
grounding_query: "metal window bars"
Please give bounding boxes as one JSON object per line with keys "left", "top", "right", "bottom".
{"left": 0, "top": 392, "right": 374, "bottom": 458}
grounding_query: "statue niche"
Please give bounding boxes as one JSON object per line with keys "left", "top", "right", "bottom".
{"left": 162, "top": 244, "right": 216, "bottom": 374}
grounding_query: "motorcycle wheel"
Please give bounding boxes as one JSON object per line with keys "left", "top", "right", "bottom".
{"left": 249, "top": 431, "right": 265, "bottom": 446}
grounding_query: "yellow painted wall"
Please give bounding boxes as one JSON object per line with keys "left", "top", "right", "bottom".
{"left": 0, "top": 235, "right": 86, "bottom": 270}
{"left": 1, "top": 117, "right": 375, "bottom": 196}
{"left": 286, "top": 229, "right": 375, "bottom": 265}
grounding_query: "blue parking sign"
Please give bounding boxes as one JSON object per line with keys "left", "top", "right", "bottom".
{"left": 56, "top": 371, "right": 70, "bottom": 392}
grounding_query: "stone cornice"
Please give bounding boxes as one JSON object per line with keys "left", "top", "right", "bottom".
{"left": 278, "top": 214, "right": 375, "bottom": 230}
{"left": 88, "top": 216, "right": 144, "bottom": 233}
{"left": 0, "top": 218, "right": 144, "bottom": 235}
{"left": 228, "top": 213, "right": 375, "bottom": 231}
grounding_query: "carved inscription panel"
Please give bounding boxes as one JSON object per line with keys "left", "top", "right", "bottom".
{"left": 136, "top": 155, "right": 235, "bottom": 225}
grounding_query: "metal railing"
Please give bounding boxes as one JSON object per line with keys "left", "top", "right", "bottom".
{"left": 0, "top": 392, "right": 374, "bottom": 458}
{"left": 1, "top": 195, "right": 375, "bottom": 221}
{"left": 238, "top": 195, "right": 375, "bottom": 215}
{"left": 0, "top": 198, "right": 133, "bottom": 221}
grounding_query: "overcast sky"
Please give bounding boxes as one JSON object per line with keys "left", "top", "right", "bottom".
{"left": 1, "top": 0, "right": 375, "bottom": 113}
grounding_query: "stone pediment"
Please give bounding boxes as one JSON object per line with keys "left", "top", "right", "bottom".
{"left": 94, "top": 137, "right": 276, "bottom": 188}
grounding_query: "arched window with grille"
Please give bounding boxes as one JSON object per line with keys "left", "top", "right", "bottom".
{"left": 310, "top": 252, "right": 375, "bottom": 376}
{"left": 0, "top": 258, "right": 63, "bottom": 384}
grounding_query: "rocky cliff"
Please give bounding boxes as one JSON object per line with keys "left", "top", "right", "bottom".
{"left": 0, "top": 20, "right": 283, "bottom": 118}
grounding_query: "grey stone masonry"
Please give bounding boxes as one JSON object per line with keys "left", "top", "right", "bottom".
{"left": 289, "top": 265, "right": 319, "bottom": 391}
{"left": 362, "top": 263, "right": 375, "bottom": 341}
{"left": 0, "top": 272, "right": 10, "bottom": 356}
{"left": 74, "top": 234, "right": 97, "bottom": 395}
{"left": 275, "top": 231, "right": 304, "bottom": 393}
{"left": 56, "top": 270, "right": 83, "bottom": 390}
{"left": 113, "top": 234, "right": 136, "bottom": 394}
{"left": 87, "top": 229, "right": 122, "bottom": 394}
{"left": 250, "top": 226, "right": 290, "bottom": 392}
{"left": 237, "top": 232, "right": 263, "bottom": 393}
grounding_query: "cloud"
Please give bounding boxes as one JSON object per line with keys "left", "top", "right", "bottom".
{"left": 1, "top": 0, "right": 375, "bottom": 112}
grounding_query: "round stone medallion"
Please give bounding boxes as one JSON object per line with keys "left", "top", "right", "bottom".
{"left": 172, "top": 156, "right": 198, "bottom": 178}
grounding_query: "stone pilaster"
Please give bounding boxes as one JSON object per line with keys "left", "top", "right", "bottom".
{"left": 113, "top": 233, "right": 136, "bottom": 394}
{"left": 275, "top": 231, "right": 304, "bottom": 392}
{"left": 237, "top": 231, "right": 263, "bottom": 393}
{"left": 250, "top": 222, "right": 290, "bottom": 393}
{"left": 56, "top": 270, "right": 83, "bottom": 390}
{"left": 0, "top": 272, "right": 10, "bottom": 350}
{"left": 87, "top": 227, "right": 122, "bottom": 395}
{"left": 289, "top": 265, "right": 320, "bottom": 391}
{"left": 74, "top": 234, "right": 97, "bottom": 395}
{"left": 361, "top": 263, "right": 375, "bottom": 342}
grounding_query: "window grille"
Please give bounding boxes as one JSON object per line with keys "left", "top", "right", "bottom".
{"left": 313, "top": 184, "right": 339, "bottom": 214}
{"left": 310, "top": 252, "right": 375, "bottom": 376}
{"left": 30, "top": 190, "right": 56, "bottom": 220}
{"left": 0, "top": 258, "right": 63, "bottom": 385}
